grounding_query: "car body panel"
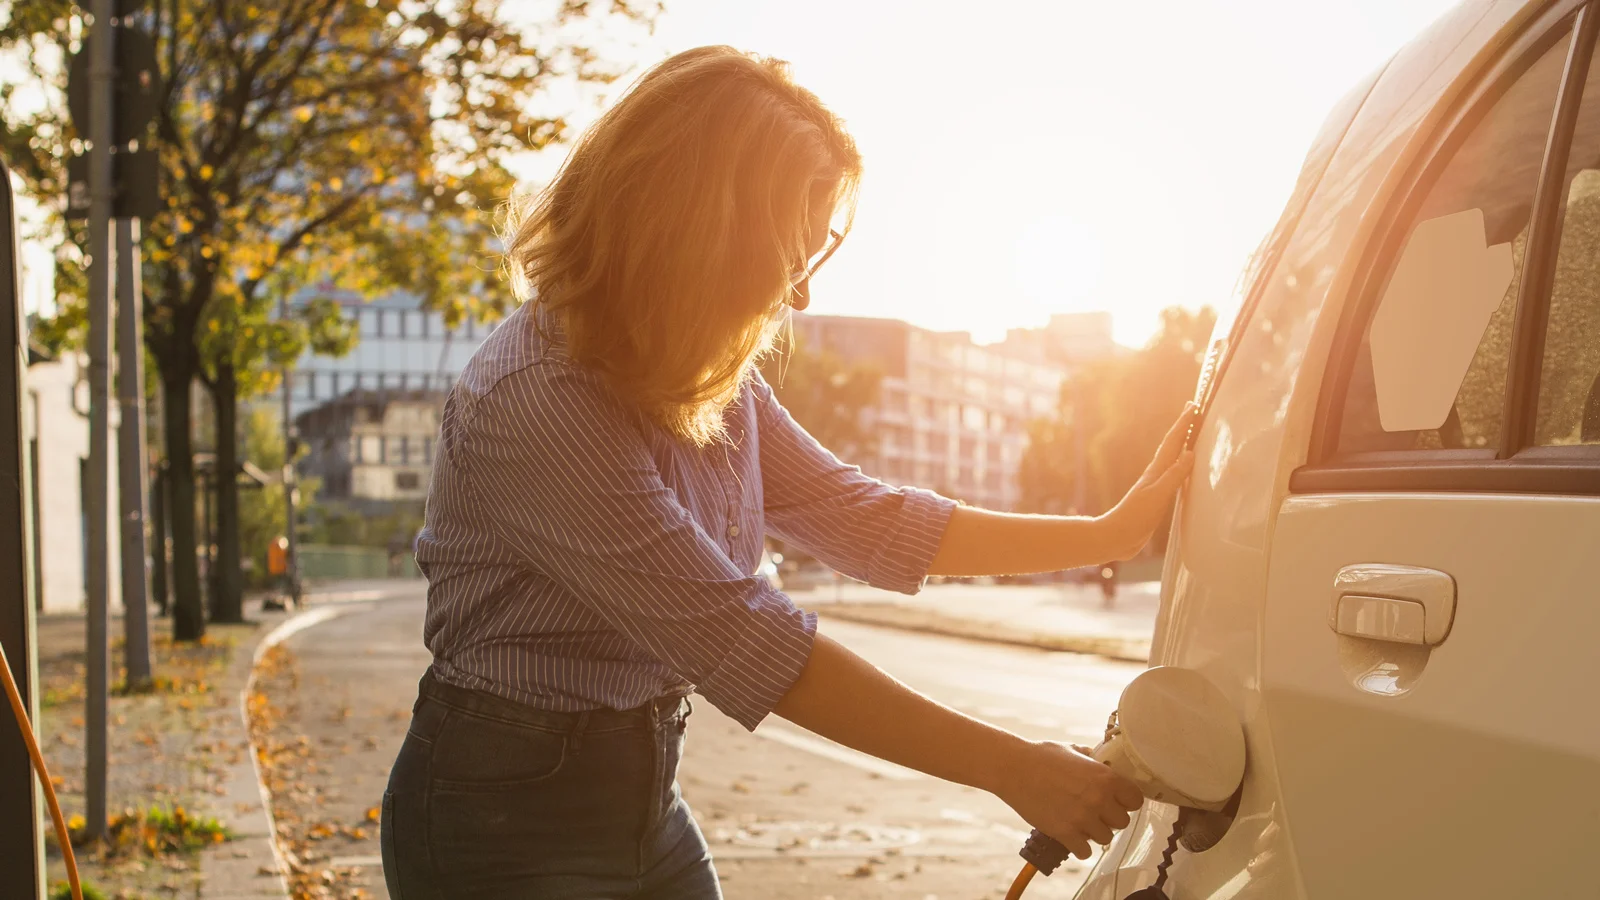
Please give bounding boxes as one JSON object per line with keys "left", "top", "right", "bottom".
{"left": 1262, "top": 493, "right": 1600, "bottom": 897}
{"left": 1073, "top": 2, "right": 1560, "bottom": 897}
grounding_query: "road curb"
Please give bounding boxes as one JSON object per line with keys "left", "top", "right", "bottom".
{"left": 199, "top": 592, "right": 388, "bottom": 900}
{"left": 194, "top": 609, "right": 292, "bottom": 900}
{"left": 811, "top": 603, "right": 1151, "bottom": 663}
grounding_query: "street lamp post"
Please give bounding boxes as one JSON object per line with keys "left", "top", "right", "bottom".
{"left": 279, "top": 294, "right": 301, "bottom": 607}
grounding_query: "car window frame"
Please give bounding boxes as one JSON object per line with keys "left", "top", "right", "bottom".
{"left": 1295, "top": 0, "right": 1600, "bottom": 495}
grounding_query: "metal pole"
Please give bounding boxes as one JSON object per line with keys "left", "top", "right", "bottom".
{"left": 280, "top": 294, "right": 301, "bottom": 606}
{"left": 83, "top": 0, "right": 116, "bottom": 841}
{"left": 150, "top": 461, "right": 168, "bottom": 616}
{"left": 116, "top": 218, "right": 152, "bottom": 686}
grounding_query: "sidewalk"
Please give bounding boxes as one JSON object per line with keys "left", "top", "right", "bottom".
{"left": 791, "top": 580, "right": 1161, "bottom": 662}
{"left": 31, "top": 578, "right": 424, "bottom": 900}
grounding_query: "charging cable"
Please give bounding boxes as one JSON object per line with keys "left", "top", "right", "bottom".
{"left": 1, "top": 639, "right": 84, "bottom": 900}
{"left": 1004, "top": 861, "right": 1039, "bottom": 900}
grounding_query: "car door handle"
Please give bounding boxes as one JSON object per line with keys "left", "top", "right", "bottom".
{"left": 1329, "top": 564, "right": 1456, "bottom": 646}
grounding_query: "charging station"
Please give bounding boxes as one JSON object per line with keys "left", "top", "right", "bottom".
{"left": 1, "top": 156, "right": 46, "bottom": 896}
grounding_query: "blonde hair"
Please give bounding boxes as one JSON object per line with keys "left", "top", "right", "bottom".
{"left": 502, "top": 46, "right": 862, "bottom": 445}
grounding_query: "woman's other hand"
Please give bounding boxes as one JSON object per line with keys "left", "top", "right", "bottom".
{"left": 1096, "top": 404, "right": 1198, "bottom": 561}
{"left": 996, "top": 740, "right": 1144, "bottom": 859}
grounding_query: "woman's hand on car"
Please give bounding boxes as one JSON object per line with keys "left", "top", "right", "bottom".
{"left": 1096, "top": 404, "right": 1198, "bottom": 561}
{"left": 995, "top": 739, "right": 1144, "bottom": 859}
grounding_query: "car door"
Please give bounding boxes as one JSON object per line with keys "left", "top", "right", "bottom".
{"left": 1262, "top": 8, "right": 1600, "bottom": 897}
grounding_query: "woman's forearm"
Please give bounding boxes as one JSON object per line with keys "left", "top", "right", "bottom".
{"left": 926, "top": 506, "right": 1116, "bottom": 577}
{"left": 772, "top": 632, "right": 1028, "bottom": 794}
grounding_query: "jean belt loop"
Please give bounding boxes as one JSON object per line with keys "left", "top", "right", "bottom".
{"left": 570, "top": 709, "right": 591, "bottom": 755}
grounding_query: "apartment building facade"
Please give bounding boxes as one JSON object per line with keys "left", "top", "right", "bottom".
{"left": 790, "top": 313, "right": 1098, "bottom": 511}
{"left": 293, "top": 388, "right": 446, "bottom": 508}
{"left": 275, "top": 290, "right": 495, "bottom": 423}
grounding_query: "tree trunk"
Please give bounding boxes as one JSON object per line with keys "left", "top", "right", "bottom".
{"left": 161, "top": 364, "right": 205, "bottom": 642}
{"left": 209, "top": 364, "right": 245, "bottom": 623}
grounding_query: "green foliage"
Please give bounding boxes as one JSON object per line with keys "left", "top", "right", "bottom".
{"left": 1019, "top": 306, "right": 1217, "bottom": 543}
{"left": 236, "top": 409, "right": 293, "bottom": 586}
{"left": 759, "top": 335, "right": 885, "bottom": 462}
{"left": 49, "top": 882, "right": 108, "bottom": 900}
{"left": 4, "top": 1, "right": 662, "bottom": 372}
{"left": 303, "top": 502, "right": 424, "bottom": 551}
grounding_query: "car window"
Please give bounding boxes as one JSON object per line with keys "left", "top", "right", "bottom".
{"left": 1536, "top": 48, "right": 1600, "bottom": 446}
{"left": 1334, "top": 31, "right": 1572, "bottom": 455}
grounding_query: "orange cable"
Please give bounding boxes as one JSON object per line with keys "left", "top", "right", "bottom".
{"left": 0, "top": 639, "right": 83, "bottom": 900}
{"left": 1004, "top": 861, "right": 1037, "bottom": 900}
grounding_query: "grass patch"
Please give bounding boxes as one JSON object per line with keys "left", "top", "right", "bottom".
{"left": 49, "top": 881, "right": 109, "bottom": 900}
{"left": 58, "top": 805, "right": 233, "bottom": 857}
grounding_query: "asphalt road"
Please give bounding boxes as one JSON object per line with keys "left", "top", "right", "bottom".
{"left": 260, "top": 592, "right": 1143, "bottom": 899}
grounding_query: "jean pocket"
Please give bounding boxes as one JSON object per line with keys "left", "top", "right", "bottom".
{"left": 427, "top": 709, "right": 567, "bottom": 790}
{"left": 426, "top": 727, "right": 646, "bottom": 882}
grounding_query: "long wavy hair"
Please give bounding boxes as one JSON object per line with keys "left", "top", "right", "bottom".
{"left": 501, "top": 46, "right": 862, "bottom": 445}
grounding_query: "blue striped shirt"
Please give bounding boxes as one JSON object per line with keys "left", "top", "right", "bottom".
{"left": 415, "top": 302, "right": 957, "bottom": 730}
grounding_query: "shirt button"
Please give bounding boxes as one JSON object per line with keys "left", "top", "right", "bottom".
{"left": 728, "top": 524, "right": 741, "bottom": 538}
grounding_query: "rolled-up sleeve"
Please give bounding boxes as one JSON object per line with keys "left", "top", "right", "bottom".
{"left": 455, "top": 361, "right": 815, "bottom": 730}
{"left": 752, "top": 373, "right": 957, "bottom": 594}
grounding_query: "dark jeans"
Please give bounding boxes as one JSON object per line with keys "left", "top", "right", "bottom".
{"left": 381, "top": 670, "right": 721, "bottom": 899}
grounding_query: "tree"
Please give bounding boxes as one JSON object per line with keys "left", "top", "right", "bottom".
{"left": 2, "top": 0, "right": 658, "bottom": 638}
{"left": 1018, "top": 306, "right": 1216, "bottom": 549}
{"left": 1086, "top": 307, "right": 1215, "bottom": 522}
{"left": 759, "top": 337, "right": 884, "bottom": 462}
{"left": 1015, "top": 359, "right": 1114, "bottom": 515}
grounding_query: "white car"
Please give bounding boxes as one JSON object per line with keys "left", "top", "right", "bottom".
{"left": 1076, "top": 1, "right": 1600, "bottom": 897}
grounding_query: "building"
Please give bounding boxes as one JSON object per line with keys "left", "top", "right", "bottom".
{"left": 23, "top": 348, "right": 125, "bottom": 614}
{"left": 996, "top": 311, "right": 1119, "bottom": 365}
{"left": 274, "top": 289, "right": 495, "bottom": 423}
{"left": 790, "top": 313, "right": 1073, "bottom": 510}
{"left": 294, "top": 388, "right": 447, "bottom": 508}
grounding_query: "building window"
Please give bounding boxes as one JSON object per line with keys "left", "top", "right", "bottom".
{"left": 423, "top": 437, "right": 434, "bottom": 464}
{"left": 375, "top": 308, "right": 386, "bottom": 338}
{"left": 395, "top": 471, "right": 421, "bottom": 490}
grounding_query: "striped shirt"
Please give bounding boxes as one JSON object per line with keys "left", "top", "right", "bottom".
{"left": 415, "top": 302, "right": 957, "bottom": 730}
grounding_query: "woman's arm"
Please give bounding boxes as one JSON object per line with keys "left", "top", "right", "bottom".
{"left": 927, "top": 404, "right": 1197, "bottom": 577}
{"left": 774, "top": 632, "right": 1142, "bottom": 859}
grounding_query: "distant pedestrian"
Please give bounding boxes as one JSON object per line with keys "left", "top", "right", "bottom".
{"left": 382, "top": 46, "right": 1196, "bottom": 899}
{"left": 264, "top": 535, "right": 292, "bottom": 611}
{"left": 1098, "top": 560, "right": 1120, "bottom": 609}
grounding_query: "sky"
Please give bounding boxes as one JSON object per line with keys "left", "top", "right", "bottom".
{"left": 554, "top": 0, "right": 1463, "bottom": 346}
{"left": 9, "top": 1, "right": 1462, "bottom": 347}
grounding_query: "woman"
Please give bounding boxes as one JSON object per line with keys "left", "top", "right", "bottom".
{"left": 382, "top": 46, "right": 1195, "bottom": 899}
